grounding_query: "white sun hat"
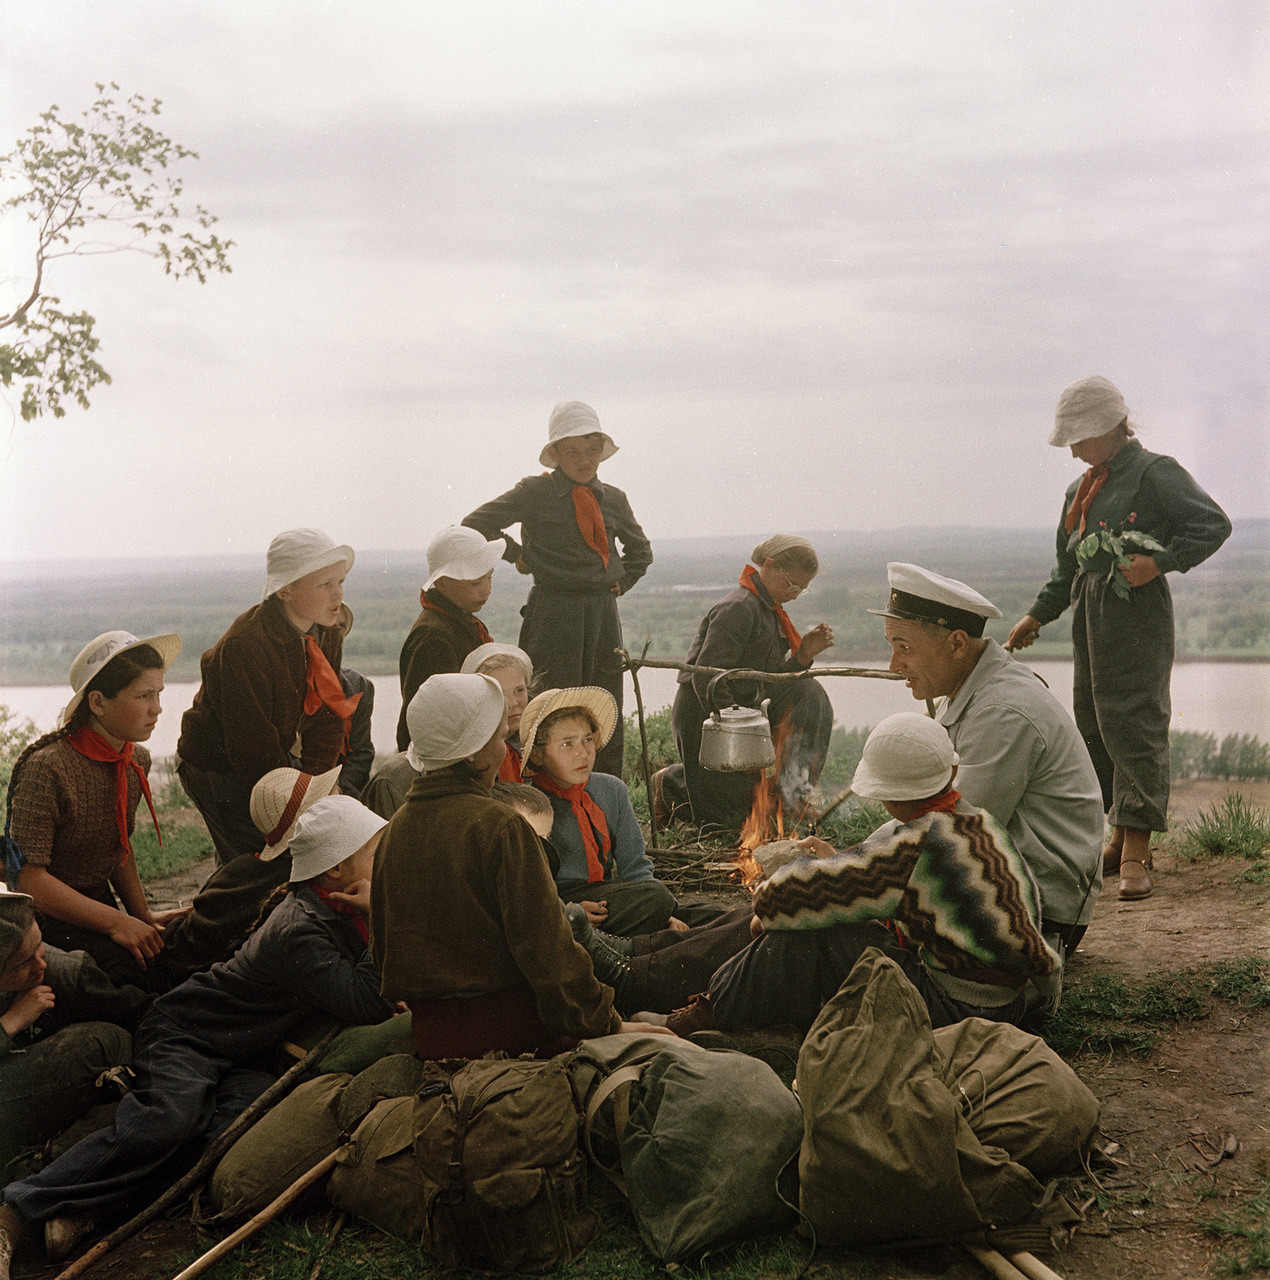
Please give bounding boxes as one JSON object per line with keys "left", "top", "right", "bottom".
{"left": 538, "top": 400, "right": 619, "bottom": 468}
{"left": 851, "top": 713, "right": 959, "bottom": 803}
{"left": 60, "top": 630, "right": 182, "bottom": 728}
{"left": 251, "top": 764, "right": 343, "bottom": 859}
{"left": 423, "top": 526, "right": 506, "bottom": 591}
{"left": 1049, "top": 375, "right": 1130, "bottom": 448}
{"left": 460, "top": 642, "right": 533, "bottom": 681}
{"left": 287, "top": 796, "right": 387, "bottom": 884}
{"left": 263, "top": 529, "right": 355, "bottom": 601}
{"left": 406, "top": 673, "right": 507, "bottom": 773}
{"left": 518, "top": 686, "right": 618, "bottom": 770}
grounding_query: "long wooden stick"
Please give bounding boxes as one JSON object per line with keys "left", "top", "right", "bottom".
{"left": 54, "top": 1028, "right": 338, "bottom": 1280}
{"left": 963, "top": 1244, "right": 1030, "bottom": 1279}
{"left": 619, "top": 655, "right": 906, "bottom": 684}
{"left": 1007, "top": 1252, "right": 1067, "bottom": 1280}
{"left": 170, "top": 1148, "right": 347, "bottom": 1280}
{"left": 618, "top": 644, "right": 662, "bottom": 850}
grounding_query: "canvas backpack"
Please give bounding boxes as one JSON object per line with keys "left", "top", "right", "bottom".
{"left": 327, "top": 1054, "right": 599, "bottom": 1272}
{"left": 569, "top": 1033, "right": 804, "bottom": 1263}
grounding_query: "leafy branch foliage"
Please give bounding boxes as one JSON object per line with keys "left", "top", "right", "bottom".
{"left": 0, "top": 83, "right": 232, "bottom": 420}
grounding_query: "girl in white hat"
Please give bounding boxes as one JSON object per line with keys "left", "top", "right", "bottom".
{"left": 176, "top": 528, "right": 358, "bottom": 868}
{"left": 394, "top": 525, "right": 504, "bottom": 752}
{"left": 0, "top": 798, "right": 395, "bottom": 1264}
{"left": 5, "top": 631, "right": 186, "bottom": 991}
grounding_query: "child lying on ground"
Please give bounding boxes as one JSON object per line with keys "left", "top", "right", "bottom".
{"left": 521, "top": 688, "right": 685, "bottom": 936}
{"left": 0, "top": 798, "right": 396, "bottom": 1273}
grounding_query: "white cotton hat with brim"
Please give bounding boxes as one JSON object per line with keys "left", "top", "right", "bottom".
{"left": 263, "top": 529, "right": 355, "bottom": 601}
{"left": 287, "top": 796, "right": 387, "bottom": 884}
{"left": 60, "top": 630, "right": 183, "bottom": 728}
{"left": 851, "top": 713, "right": 959, "bottom": 802}
{"left": 423, "top": 526, "right": 506, "bottom": 590}
{"left": 251, "top": 765, "right": 343, "bottom": 859}
{"left": 460, "top": 642, "right": 533, "bottom": 680}
{"left": 539, "top": 400, "right": 619, "bottom": 468}
{"left": 518, "top": 686, "right": 618, "bottom": 769}
{"left": 1049, "top": 375, "right": 1129, "bottom": 448}
{"left": 406, "top": 673, "right": 507, "bottom": 773}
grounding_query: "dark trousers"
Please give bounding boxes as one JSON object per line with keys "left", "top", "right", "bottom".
{"left": 177, "top": 761, "right": 266, "bottom": 868}
{"left": 0, "top": 1022, "right": 133, "bottom": 1176}
{"left": 708, "top": 922, "right": 1026, "bottom": 1034}
{"left": 556, "top": 877, "right": 678, "bottom": 937}
{"left": 519, "top": 585, "right": 625, "bottom": 777}
{"left": 1071, "top": 571, "right": 1173, "bottom": 832}
{"left": 5, "top": 1017, "right": 274, "bottom": 1223}
{"left": 668, "top": 677, "right": 834, "bottom": 830}
{"left": 624, "top": 906, "right": 757, "bottom": 1013}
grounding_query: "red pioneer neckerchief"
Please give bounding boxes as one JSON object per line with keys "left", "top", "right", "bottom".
{"left": 498, "top": 744, "right": 523, "bottom": 784}
{"left": 66, "top": 725, "right": 161, "bottom": 863}
{"left": 739, "top": 564, "right": 802, "bottom": 655}
{"left": 571, "top": 484, "right": 611, "bottom": 569}
{"left": 907, "top": 788, "right": 961, "bottom": 819}
{"left": 303, "top": 636, "right": 363, "bottom": 733}
{"left": 417, "top": 592, "right": 493, "bottom": 644}
{"left": 1064, "top": 463, "right": 1110, "bottom": 538}
{"left": 534, "top": 773, "right": 611, "bottom": 884}
{"left": 313, "top": 884, "right": 370, "bottom": 946}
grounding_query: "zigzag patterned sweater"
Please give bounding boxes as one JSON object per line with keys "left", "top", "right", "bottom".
{"left": 752, "top": 805, "right": 1059, "bottom": 988}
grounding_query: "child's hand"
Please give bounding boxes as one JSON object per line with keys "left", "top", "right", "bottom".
{"left": 515, "top": 556, "right": 531, "bottom": 575}
{"left": 109, "top": 914, "right": 165, "bottom": 968}
{"left": 580, "top": 900, "right": 608, "bottom": 925}
{"left": 797, "top": 835, "right": 837, "bottom": 860}
{"left": 610, "top": 582, "right": 622, "bottom": 595}
{"left": 667, "top": 916, "right": 689, "bottom": 933}
{"left": 1, "top": 983, "right": 56, "bottom": 1036}
{"left": 750, "top": 913, "right": 764, "bottom": 938}
{"left": 152, "top": 906, "right": 193, "bottom": 926}
{"left": 797, "top": 623, "right": 835, "bottom": 663}
{"left": 328, "top": 879, "right": 372, "bottom": 916}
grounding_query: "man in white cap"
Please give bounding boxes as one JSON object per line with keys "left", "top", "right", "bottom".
{"left": 395, "top": 526, "right": 505, "bottom": 751}
{"left": 666, "top": 713, "right": 1060, "bottom": 1039}
{"left": 372, "top": 674, "right": 668, "bottom": 1059}
{"left": 873, "top": 564, "right": 1104, "bottom": 951}
{"left": 462, "top": 401, "right": 653, "bottom": 776}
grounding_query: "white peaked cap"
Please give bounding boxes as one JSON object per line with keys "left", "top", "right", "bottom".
{"left": 288, "top": 796, "right": 387, "bottom": 884}
{"left": 406, "top": 673, "right": 506, "bottom": 773}
{"left": 851, "top": 713, "right": 960, "bottom": 802}
{"left": 869, "top": 563, "right": 1002, "bottom": 637}
{"left": 264, "top": 529, "right": 354, "bottom": 601}
{"left": 539, "top": 401, "right": 619, "bottom": 468}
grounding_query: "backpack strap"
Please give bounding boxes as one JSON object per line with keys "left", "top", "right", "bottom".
{"left": 582, "top": 1064, "right": 644, "bottom": 1195}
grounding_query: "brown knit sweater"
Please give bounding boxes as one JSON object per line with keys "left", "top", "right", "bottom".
{"left": 177, "top": 595, "right": 346, "bottom": 784}
{"left": 10, "top": 739, "right": 151, "bottom": 894}
{"left": 371, "top": 768, "right": 621, "bottom": 1040}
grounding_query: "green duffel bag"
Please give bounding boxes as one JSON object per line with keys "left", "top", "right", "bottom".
{"left": 328, "top": 1056, "right": 599, "bottom": 1272}
{"left": 200, "top": 1072, "right": 352, "bottom": 1228}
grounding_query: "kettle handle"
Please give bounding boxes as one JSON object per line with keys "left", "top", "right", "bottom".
{"left": 705, "top": 671, "right": 736, "bottom": 715}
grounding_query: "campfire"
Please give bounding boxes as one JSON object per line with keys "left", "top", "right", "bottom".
{"left": 731, "top": 711, "right": 810, "bottom": 886}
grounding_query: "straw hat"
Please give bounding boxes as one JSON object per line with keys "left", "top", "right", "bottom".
{"left": 519, "top": 687, "right": 618, "bottom": 769}
{"left": 60, "top": 630, "right": 182, "bottom": 728}
{"left": 851, "top": 713, "right": 959, "bottom": 802}
{"left": 460, "top": 642, "right": 533, "bottom": 681}
{"left": 538, "top": 401, "right": 618, "bottom": 468}
{"left": 287, "top": 797, "right": 387, "bottom": 884}
{"left": 423, "top": 526, "right": 505, "bottom": 590}
{"left": 405, "top": 673, "right": 507, "bottom": 773}
{"left": 1049, "top": 376, "right": 1129, "bottom": 448}
{"left": 251, "top": 765, "right": 343, "bottom": 859}
{"left": 263, "top": 529, "right": 355, "bottom": 601}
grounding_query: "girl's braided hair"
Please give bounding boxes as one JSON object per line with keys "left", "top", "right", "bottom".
{"left": 249, "top": 881, "right": 293, "bottom": 934}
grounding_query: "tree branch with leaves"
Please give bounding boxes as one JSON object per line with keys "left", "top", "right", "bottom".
{"left": 0, "top": 82, "right": 232, "bottom": 421}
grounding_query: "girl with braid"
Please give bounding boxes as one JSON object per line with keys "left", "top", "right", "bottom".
{"left": 6, "top": 631, "right": 187, "bottom": 990}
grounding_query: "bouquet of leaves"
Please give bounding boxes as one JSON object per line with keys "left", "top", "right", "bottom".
{"left": 1075, "top": 514, "right": 1166, "bottom": 601}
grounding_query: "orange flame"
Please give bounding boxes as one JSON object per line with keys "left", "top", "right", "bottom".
{"left": 731, "top": 711, "right": 795, "bottom": 886}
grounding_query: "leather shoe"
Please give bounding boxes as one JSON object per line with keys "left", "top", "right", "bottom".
{"left": 44, "top": 1214, "right": 96, "bottom": 1263}
{"left": 1118, "top": 859, "right": 1153, "bottom": 900}
{"left": 666, "top": 993, "right": 715, "bottom": 1037}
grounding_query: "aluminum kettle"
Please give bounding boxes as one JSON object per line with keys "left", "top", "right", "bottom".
{"left": 698, "top": 672, "right": 776, "bottom": 773}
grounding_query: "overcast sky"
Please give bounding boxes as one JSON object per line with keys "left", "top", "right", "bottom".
{"left": 1, "top": 1, "right": 1266, "bottom": 564}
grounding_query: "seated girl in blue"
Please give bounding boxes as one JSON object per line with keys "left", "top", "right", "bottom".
{"left": 522, "top": 687, "right": 683, "bottom": 937}
{"left": 0, "top": 796, "right": 395, "bottom": 1265}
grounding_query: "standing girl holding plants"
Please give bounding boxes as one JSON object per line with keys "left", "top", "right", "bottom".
{"left": 6, "top": 631, "right": 186, "bottom": 990}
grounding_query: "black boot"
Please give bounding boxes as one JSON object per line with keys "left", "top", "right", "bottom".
{"left": 562, "top": 903, "right": 634, "bottom": 1010}
{"left": 561, "top": 901, "right": 633, "bottom": 957}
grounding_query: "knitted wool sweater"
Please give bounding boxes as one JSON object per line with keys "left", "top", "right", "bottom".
{"left": 752, "top": 804, "right": 1060, "bottom": 987}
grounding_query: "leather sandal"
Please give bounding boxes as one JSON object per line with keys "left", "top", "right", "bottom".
{"left": 1118, "top": 859, "right": 1153, "bottom": 901}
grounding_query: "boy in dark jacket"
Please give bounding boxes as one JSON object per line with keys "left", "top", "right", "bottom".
{"left": 0, "top": 799, "right": 395, "bottom": 1268}
{"left": 462, "top": 401, "right": 652, "bottom": 776}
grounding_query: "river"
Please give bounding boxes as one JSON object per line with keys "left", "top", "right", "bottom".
{"left": 3, "top": 660, "right": 1266, "bottom": 761}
